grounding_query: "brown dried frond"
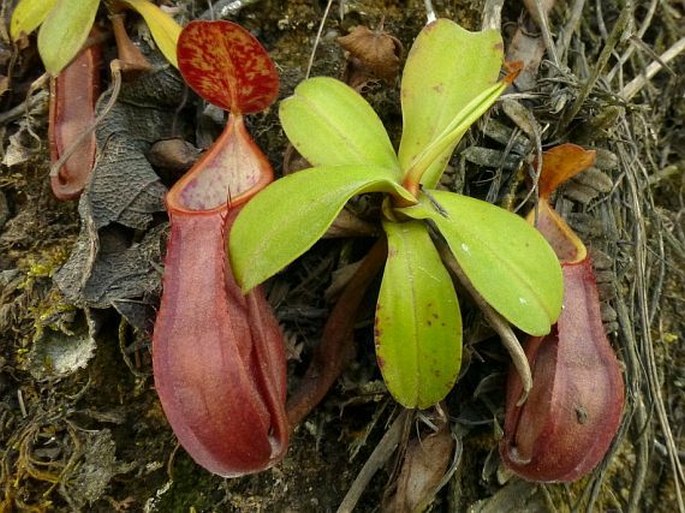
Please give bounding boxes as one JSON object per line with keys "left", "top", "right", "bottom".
{"left": 338, "top": 24, "right": 402, "bottom": 88}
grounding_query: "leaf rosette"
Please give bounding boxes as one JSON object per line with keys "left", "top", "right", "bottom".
{"left": 230, "top": 19, "right": 563, "bottom": 408}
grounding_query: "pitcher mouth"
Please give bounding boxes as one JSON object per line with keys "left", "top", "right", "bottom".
{"left": 166, "top": 113, "right": 273, "bottom": 214}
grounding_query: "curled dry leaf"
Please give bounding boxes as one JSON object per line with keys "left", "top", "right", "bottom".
{"left": 534, "top": 143, "right": 597, "bottom": 199}
{"left": 382, "top": 415, "right": 455, "bottom": 513}
{"left": 0, "top": 76, "right": 9, "bottom": 98}
{"left": 54, "top": 54, "right": 186, "bottom": 328}
{"left": 147, "top": 138, "right": 201, "bottom": 174}
{"left": 338, "top": 24, "right": 403, "bottom": 87}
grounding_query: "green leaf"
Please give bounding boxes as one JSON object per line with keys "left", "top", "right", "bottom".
{"left": 229, "top": 165, "right": 413, "bottom": 292}
{"left": 118, "top": 0, "right": 182, "bottom": 68}
{"left": 398, "top": 19, "right": 504, "bottom": 188}
{"left": 280, "top": 77, "right": 400, "bottom": 173}
{"left": 37, "top": 0, "right": 99, "bottom": 75}
{"left": 10, "top": 0, "right": 56, "bottom": 41}
{"left": 376, "top": 220, "right": 462, "bottom": 409}
{"left": 404, "top": 81, "right": 506, "bottom": 188}
{"left": 399, "top": 191, "right": 563, "bottom": 336}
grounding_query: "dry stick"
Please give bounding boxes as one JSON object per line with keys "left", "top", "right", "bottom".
{"left": 606, "top": 0, "right": 659, "bottom": 83}
{"left": 620, "top": 37, "right": 685, "bottom": 101}
{"left": 501, "top": 99, "right": 543, "bottom": 215}
{"left": 595, "top": 0, "right": 609, "bottom": 40}
{"left": 0, "top": 77, "right": 49, "bottom": 126}
{"left": 286, "top": 239, "right": 387, "bottom": 428}
{"left": 530, "top": 0, "right": 560, "bottom": 68}
{"left": 434, "top": 238, "right": 532, "bottom": 405}
{"left": 555, "top": 0, "right": 586, "bottom": 65}
{"left": 336, "top": 409, "right": 411, "bottom": 513}
{"left": 558, "top": 1, "right": 633, "bottom": 132}
{"left": 601, "top": 187, "right": 649, "bottom": 513}
{"left": 305, "top": 0, "right": 334, "bottom": 79}
{"left": 424, "top": 0, "right": 437, "bottom": 23}
{"left": 655, "top": 439, "right": 685, "bottom": 461}
{"left": 625, "top": 151, "right": 685, "bottom": 512}
{"left": 199, "top": 0, "right": 261, "bottom": 19}
{"left": 481, "top": 0, "right": 504, "bottom": 31}
{"left": 19, "top": 73, "right": 51, "bottom": 147}
{"left": 624, "top": 336, "right": 652, "bottom": 513}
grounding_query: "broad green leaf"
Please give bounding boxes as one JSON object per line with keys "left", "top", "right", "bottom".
{"left": 404, "top": 81, "right": 506, "bottom": 188}
{"left": 399, "top": 191, "right": 562, "bottom": 336}
{"left": 118, "top": 0, "right": 182, "bottom": 68}
{"left": 177, "top": 20, "right": 278, "bottom": 113}
{"left": 37, "top": 0, "right": 99, "bottom": 75}
{"left": 280, "top": 77, "right": 400, "bottom": 173}
{"left": 229, "top": 165, "right": 414, "bottom": 292}
{"left": 10, "top": 0, "right": 56, "bottom": 41}
{"left": 376, "top": 220, "right": 462, "bottom": 409}
{"left": 398, "top": 19, "right": 504, "bottom": 188}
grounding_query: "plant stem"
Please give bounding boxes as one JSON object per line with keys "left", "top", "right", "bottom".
{"left": 336, "top": 409, "right": 411, "bottom": 513}
{"left": 286, "top": 238, "right": 388, "bottom": 428}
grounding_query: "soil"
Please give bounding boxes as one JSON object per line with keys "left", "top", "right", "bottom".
{"left": 0, "top": 0, "right": 683, "bottom": 512}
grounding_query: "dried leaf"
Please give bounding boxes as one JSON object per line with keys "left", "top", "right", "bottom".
{"left": 383, "top": 420, "right": 455, "bottom": 512}
{"left": 28, "top": 310, "right": 96, "bottom": 380}
{"left": 59, "top": 430, "right": 133, "bottom": 509}
{"left": 536, "top": 143, "right": 596, "bottom": 199}
{"left": 110, "top": 12, "right": 152, "bottom": 75}
{"left": 147, "top": 138, "right": 200, "bottom": 173}
{"left": 505, "top": 24, "right": 545, "bottom": 91}
{"left": 338, "top": 25, "right": 402, "bottom": 84}
{"left": 0, "top": 75, "right": 9, "bottom": 97}
{"left": 54, "top": 59, "right": 187, "bottom": 327}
